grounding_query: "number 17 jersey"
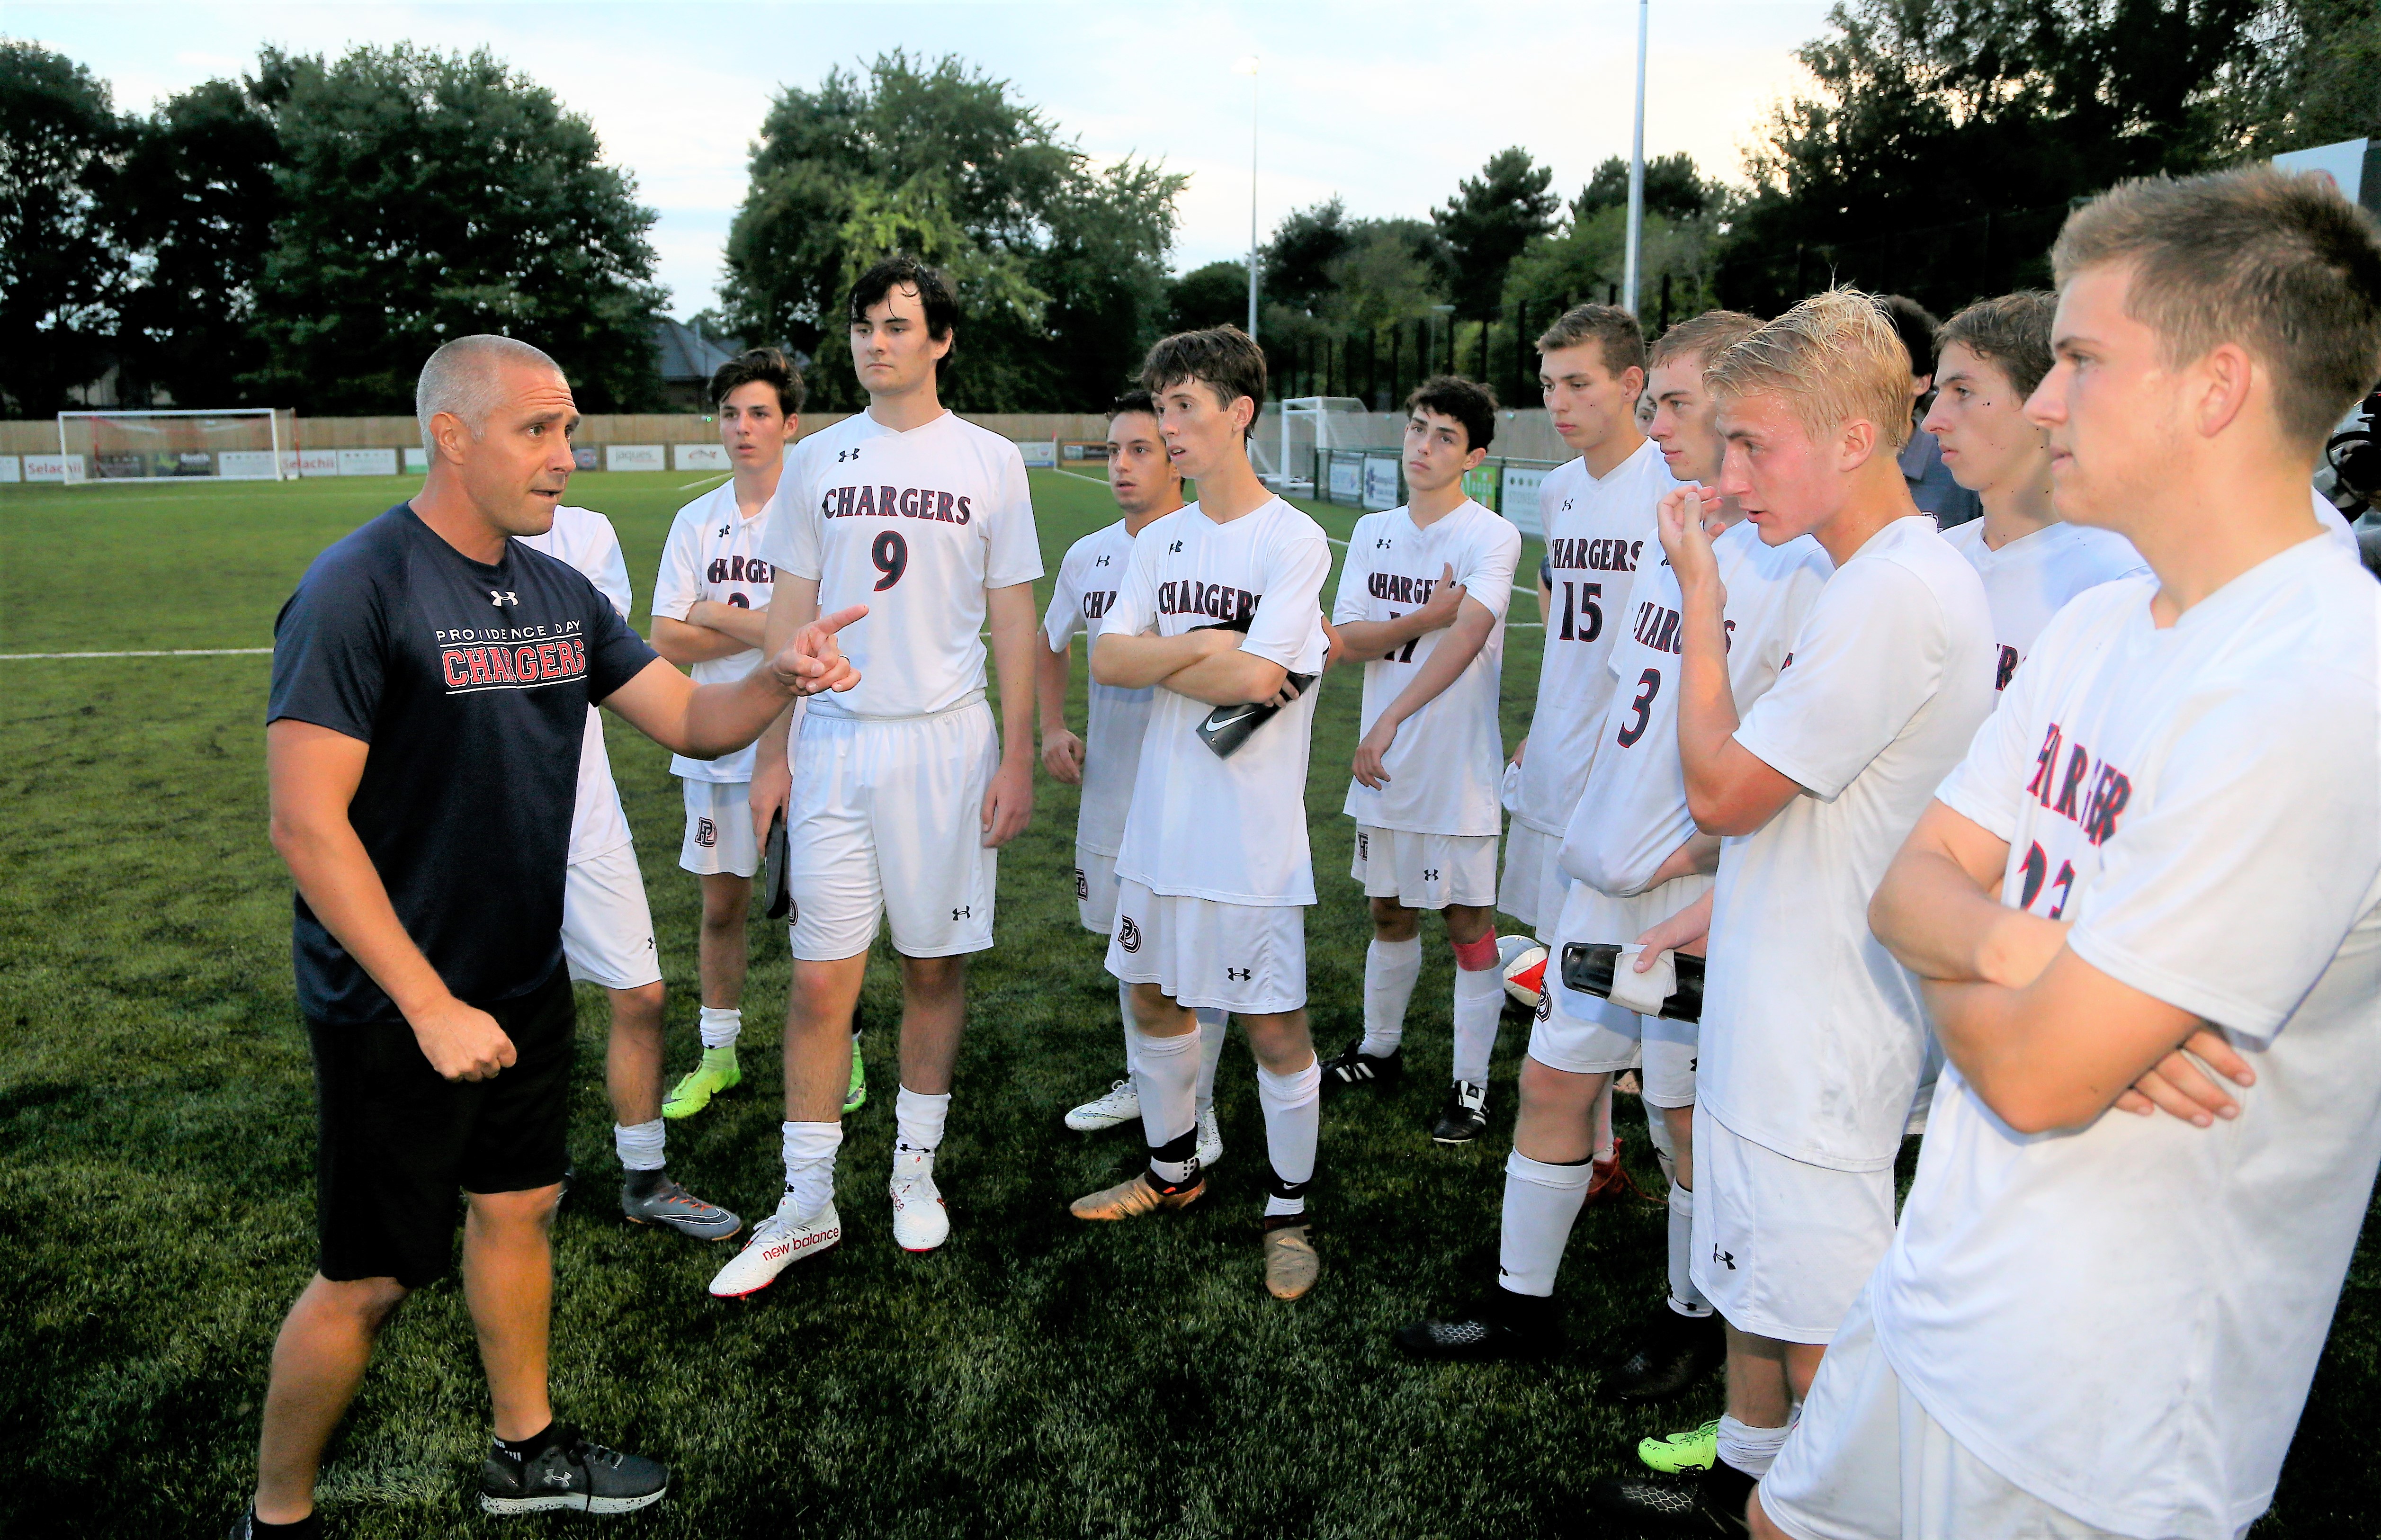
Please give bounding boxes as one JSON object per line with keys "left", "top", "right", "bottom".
{"left": 761, "top": 409, "right": 1043, "bottom": 721}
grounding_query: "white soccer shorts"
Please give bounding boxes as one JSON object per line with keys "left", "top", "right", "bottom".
{"left": 1541, "top": 872, "right": 1715, "bottom": 1108}
{"left": 1495, "top": 820, "right": 1567, "bottom": 936}
{"left": 1351, "top": 824, "right": 1498, "bottom": 911}
{"left": 561, "top": 841, "right": 662, "bottom": 990}
{"left": 1760, "top": 1285, "right": 2133, "bottom": 1540}
{"left": 1105, "top": 877, "right": 1307, "bottom": 1016}
{"left": 784, "top": 701, "right": 998, "bottom": 961}
{"left": 1075, "top": 845, "right": 1123, "bottom": 935}
{"left": 679, "top": 777, "right": 760, "bottom": 878}
{"left": 1689, "top": 1112, "right": 1896, "bottom": 1346}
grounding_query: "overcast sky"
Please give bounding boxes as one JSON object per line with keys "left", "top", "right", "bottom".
{"left": 14, "top": 0, "right": 1835, "bottom": 315}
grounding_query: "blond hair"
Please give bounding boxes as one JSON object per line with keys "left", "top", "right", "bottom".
{"left": 1649, "top": 308, "right": 1763, "bottom": 374}
{"left": 1704, "top": 289, "right": 1914, "bottom": 452}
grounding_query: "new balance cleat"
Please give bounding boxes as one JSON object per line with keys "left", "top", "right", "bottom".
{"left": 1392, "top": 1290, "right": 1556, "bottom": 1361}
{"left": 1262, "top": 1219, "right": 1319, "bottom": 1300}
{"left": 1320, "top": 1038, "right": 1403, "bottom": 1093}
{"left": 620, "top": 1174, "right": 741, "bottom": 1241}
{"left": 1430, "top": 1081, "right": 1489, "bottom": 1144}
{"left": 479, "top": 1424, "right": 668, "bottom": 1515}
{"left": 844, "top": 1034, "right": 867, "bottom": 1114}
{"left": 1606, "top": 1308, "right": 1727, "bottom": 1403}
{"left": 661, "top": 1049, "right": 740, "bottom": 1120}
{"left": 1195, "top": 1106, "right": 1224, "bottom": 1169}
{"left": 707, "top": 1200, "right": 840, "bottom": 1298}
{"left": 889, "top": 1149, "right": 949, "bottom": 1252}
{"left": 1070, "top": 1170, "right": 1205, "bottom": 1220}
{"left": 1638, "top": 1418, "right": 1719, "bottom": 1474}
{"left": 1589, "top": 1462, "right": 1754, "bottom": 1536}
{"left": 1066, "top": 1078, "right": 1141, "bottom": 1132}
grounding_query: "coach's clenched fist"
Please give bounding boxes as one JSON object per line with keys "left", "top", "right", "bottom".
{"left": 407, "top": 996, "right": 519, "bottom": 1082}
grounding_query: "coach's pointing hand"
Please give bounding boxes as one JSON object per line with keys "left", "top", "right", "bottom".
{"left": 410, "top": 996, "right": 518, "bottom": 1082}
{"left": 770, "top": 603, "right": 869, "bottom": 696}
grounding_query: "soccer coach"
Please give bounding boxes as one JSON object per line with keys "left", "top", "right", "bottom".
{"left": 240, "top": 335, "right": 862, "bottom": 1537}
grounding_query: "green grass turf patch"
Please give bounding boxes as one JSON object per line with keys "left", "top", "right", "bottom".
{"left": 0, "top": 469, "right": 2373, "bottom": 1537}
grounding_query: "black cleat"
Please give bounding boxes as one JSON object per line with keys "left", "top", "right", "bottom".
{"left": 480, "top": 1424, "right": 669, "bottom": 1515}
{"left": 1587, "top": 1461, "right": 1754, "bottom": 1536}
{"left": 231, "top": 1510, "right": 322, "bottom": 1540}
{"left": 1392, "top": 1289, "right": 1555, "bottom": 1361}
{"left": 1430, "top": 1080, "right": 1489, "bottom": 1143}
{"left": 1321, "top": 1037, "right": 1403, "bottom": 1093}
{"left": 1604, "top": 1307, "right": 1727, "bottom": 1403}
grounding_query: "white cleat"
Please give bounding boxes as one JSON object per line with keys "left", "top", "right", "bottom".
{"left": 1065, "top": 1078, "right": 1141, "bottom": 1132}
{"left": 1196, "top": 1106, "right": 1225, "bottom": 1169}
{"left": 706, "top": 1199, "right": 840, "bottom": 1298}
{"left": 889, "top": 1149, "right": 950, "bottom": 1252}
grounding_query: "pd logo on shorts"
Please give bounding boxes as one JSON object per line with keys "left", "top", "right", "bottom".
{"left": 695, "top": 817, "right": 718, "bottom": 849}
{"left": 1534, "top": 989, "right": 1552, "bottom": 1021}
{"left": 1074, "top": 868, "right": 1090, "bottom": 900}
{"left": 1118, "top": 916, "right": 1141, "bottom": 953}
{"left": 1357, "top": 832, "right": 1370, "bottom": 861}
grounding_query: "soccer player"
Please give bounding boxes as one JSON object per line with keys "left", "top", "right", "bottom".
{"left": 1316, "top": 375, "right": 1522, "bottom": 1146}
{"left": 241, "top": 334, "right": 859, "bottom": 1537}
{"left": 515, "top": 503, "right": 738, "bottom": 1239}
{"left": 1755, "top": 169, "right": 2381, "bottom": 1540}
{"left": 1497, "top": 304, "right": 1678, "bottom": 1180}
{"left": 1878, "top": 294, "right": 1983, "bottom": 528}
{"left": 1066, "top": 325, "right": 1331, "bottom": 1304}
{"left": 1594, "top": 292, "right": 1996, "bottom": 1531}
{"left": 706, "top": 257, "right": 1043, "bottom": 1296}
{"left": 1047, "top": 390, "right": 1228, "bottom": 1166}
{"left": 1923, "top": 292, "right": 2148, "bottom": 690}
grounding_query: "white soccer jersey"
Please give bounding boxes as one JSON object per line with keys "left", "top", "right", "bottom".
{"left": 760, "top": 410, "right": 1042, "bottom": 721}
{"left": 652, "top": 481, "right": 778, "bottom": 781}
{"left": 1334, "top": 499, "right": 1522, "bottom": 837}
{"left": 1942, "top": 518, "right": 2146, "bottom": 691}
{"left": 1874, "top": 534, "right": 2381, "bottom": 1540}
{"left": 1044, "top": 519, "right": 1156, "bottom": 857}
{"left": 515, "top": 505, "right": 636, "bottom": 862}
{"left": 1698, "top": 515, "right": 1996, "bottom": 1170}
{"left": 1513, "top": 438, "right": 1677, "bottom": 835}
{"left": 1562, "top": 522, "right": 1831, "bottom": 896}
{"left": 1105, "top": 497, "right": 1332, "bottom": 906}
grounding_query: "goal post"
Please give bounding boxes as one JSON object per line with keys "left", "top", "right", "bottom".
{"left": 55, "top": 408, "right": 297, "bottom": 484}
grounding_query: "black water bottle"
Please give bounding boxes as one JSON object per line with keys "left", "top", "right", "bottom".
{"left": 1558, "top": 942, "right": 1706, "bottom": 1023}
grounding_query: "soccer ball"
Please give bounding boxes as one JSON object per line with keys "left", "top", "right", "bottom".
{"left": 1499, "top": 935, "right": 1549, "bottom": 1014}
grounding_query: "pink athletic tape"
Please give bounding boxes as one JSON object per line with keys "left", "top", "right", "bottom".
{"left": 1452, "top": 932, "right": 1501, "bottom": 971}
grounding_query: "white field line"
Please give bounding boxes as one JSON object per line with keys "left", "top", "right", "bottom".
{"left": 1, "top": 647, "right": 271, "bottom": 660}
{"left": 677, "top": 474, "right": 731, "bottom": 491}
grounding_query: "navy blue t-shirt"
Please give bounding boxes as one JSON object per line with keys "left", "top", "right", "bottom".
{"left": 268, "top": 503, "right": 658, "bottom": 1023}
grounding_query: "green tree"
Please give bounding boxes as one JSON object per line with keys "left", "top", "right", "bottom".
{"left": 723, "top": 52, "right": 1182, "bottom": 411}
{"left": 1431, "top": 147, "right": 1559, "bottom": 320}
{"left": 0, "top": 41, "right": 125, "bottom": 415}
{"left": 1262, "top": 198, "right": 1352, "bottom": 313}
{"left": 2241, "top": 0, "right": 2381, "bottom": 152}
{"left": 1572, "top": 152, "right": 1716, "bottom": 224}
{"left": 251, "top": 44, "right": 665, "bottom": 412}
{"left": 1166, "top": 260, "right": 1249, "bottom": 333}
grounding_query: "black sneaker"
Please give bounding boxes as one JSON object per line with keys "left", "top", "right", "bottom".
{"left": 1588, "top": 1461, "right": 1754, "bottom": 1536}
{"left": 231, "top": 1510, "right": 322, "bottom": 1540}
{"left": 1392, "top": 1289, "right": 1555, "bottom": 1361}
{"left": 1429, "top": 1081, "right": 1489, "bottom": 1143}
{"left": 1603, "top": 1307, "right": 1726, "bottom": 1403}
{"left": 480, "top": 1424, "right": 669, "bottom": 1515}
{"left": 1320, "top": 1037, "right": 1403, "bottom": 1093}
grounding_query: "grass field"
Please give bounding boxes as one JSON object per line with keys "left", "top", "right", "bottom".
{"left": 1, "top": 467, "right": 2376, "bottom": 1539}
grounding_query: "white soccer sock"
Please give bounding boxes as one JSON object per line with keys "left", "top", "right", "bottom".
{"left": 1646, "top": 1100, "right": 1678, "bottom": 1188}
{"left": 1716, "top": 1414, "right": 1790, "bottom": 1479}
{"left": 1359, "top": 937, "right": 1423, "bottom": 1057}
{"left": 1450, "top": 958, "right": 1505, "bottom": 1085}
{"left": 1667, "top": 1182, "right": 1714, "bottom": 1317}
{"left": 780, "top": 1119, "right": 842, "bottom": 1221}
{"left": 894, "top": 1085, "right": 950, "bottom": 1155}
{"left": 613, "top": 1118, "right": 666, "bottom": 1173}
{"left": 1117, "top": 980, "right": 1137, "bottom": 1065}
{"left": 1497, "top": 1149, "right": 1593, "bottom": 1297}
{"left": 1256, "top": 1056, "right": 1321, "bottom": 1216}
{"left": 1194, "top": 1009, "right": 1226, "bottom": 1113}
{"left": 1131, "top": 1028, "right": 1202, "bottom": 1184}
{"left": 1593, "top": 1076, "right": 1616, "bottom": 1164}
{"left": 698, "top": 1006, "right": 742, "bottom": 1051}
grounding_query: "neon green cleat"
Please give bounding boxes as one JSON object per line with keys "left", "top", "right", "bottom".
{"left": 662, "top": 1046, "right": 741, "bottom": 1119}
{"left": 1638, "top": 1419, "right": 1718, "bottom": 1473}
{"left": 843, "top": 1032, "right": 867, "bottom": 1113}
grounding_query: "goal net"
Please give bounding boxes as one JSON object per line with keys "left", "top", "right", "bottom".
{"left": 56, "top": 409, "right": 296, "bottom": 483}
{"left": 1252, "top": 396, "right": 1376, "bottom": 494}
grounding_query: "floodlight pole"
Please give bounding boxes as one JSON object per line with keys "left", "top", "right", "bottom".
{"left": 1622, "top": 0, "right": 1648, "bottom": 315}
{"left": 1243, "top": 57, "right": 1262, "bottom": 342}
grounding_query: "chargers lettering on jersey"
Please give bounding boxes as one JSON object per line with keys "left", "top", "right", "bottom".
{"left": 1547, "top": 537, "right": 1641, "bottom": 573}
{"left": 706, "top": 555, "right": 774, "bottom": 584}
{"left": 1157, "top": 580, "right": 1258, "bottom": 625}
{"left": 1082, "top": 590, "right": 1117, "bottom": 620}
{"left": 1366, "top": 571, "right": 1441, "bottom": 604}
{"left": 2023, "top": 720, "right": 2133, "bottom": 846}
{"left": 1995, "top": 643, "right": 2022, "bottom": 691}
{"left": 819, "top": 483, "right": 974, "bottom": 525}
{"left": 1628, "top": 600, "right": 1736, "bottom": 655}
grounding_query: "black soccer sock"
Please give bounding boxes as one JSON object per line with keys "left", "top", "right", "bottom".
{"left": 242, "top": 1508, "right": 323, "bottom": 1539}
{"left": 622, "top": 1166, "right": 666, "bottom": 1201}
{"left": 492, "top": 1421, "right": 563, "bottom": 1460}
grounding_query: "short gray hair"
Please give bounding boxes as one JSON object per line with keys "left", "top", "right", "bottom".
{"left": 415, "top": 334, "right": 564, "bottom": 454}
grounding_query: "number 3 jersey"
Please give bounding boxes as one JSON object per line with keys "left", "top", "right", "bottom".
{"left": 1334, "top": 499, "right": 1522, "bottom": 837}
{"left": 1563, "top": 521, "right": 1830, "bottom": 896}
{"left": 1513, "top": 437, "right": 1678, "bottom": 836}
{"left": 760, "top": 409, "right": 1042, "bottom": 721}
{"left": 651, "top": 481, "right": 775, "bottom": 780}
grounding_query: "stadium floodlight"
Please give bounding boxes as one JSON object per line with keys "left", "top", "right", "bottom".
{"left": 55, "top": 408, "right": 297, "bottom": 485}
{"left": 1235, "top": 55, "right": 1262, "bottom": 342}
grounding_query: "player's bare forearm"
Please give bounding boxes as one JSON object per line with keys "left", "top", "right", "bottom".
{"left": 1036, "top": 641, "right": 1073, "bottom": 737}
{"left": 1635, "top": 886, "right": 1714, "bottom": 960}
{"left": 748, "top": 700, "right": 796, "bottom": 833}
{"left": 1642, "top": 831, "right": 1724, "bottom": 889}
{"left": 1164, "top": 646, "right": 1291, "bottom": 707}
{"left": 1869, "top": 801, "right": 2062, "bottom": 985}
{"left": 1674, "top": 573, "right": 1797, "bottom": 835}
{"left": 982, "top": 583, "right": 1039, "bottom": 844}
{"left": 1379, "top": 600, "right": 1494, "bottom": 721}
{"left": 1332, "top": 616, "right": 1426, "bottom": 660}
{"left": 652, "top": 614, "right": 754, "bottom": 666}
{"left": 1092, "top": 628, "right": 1234, "bottom": 688}
{"left": 1922, "top": 955, "right": 2206, "bottom": 1134}
{"left": 688, "top": 600, "right": 771, "bottom": 649}
{"left": 761, "top": 576, "right": 823, "bottom": 661}
{"left": 610, "top": 605, "right": 863, "bottom": 756}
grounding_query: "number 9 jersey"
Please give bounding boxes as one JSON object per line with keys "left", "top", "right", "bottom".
{"left": 760, "top": 410, "right": 1044, "bottom": 720}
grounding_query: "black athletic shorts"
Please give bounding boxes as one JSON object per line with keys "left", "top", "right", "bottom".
{"left": 307, "top": 966, "right": 575, "bottom": 1287}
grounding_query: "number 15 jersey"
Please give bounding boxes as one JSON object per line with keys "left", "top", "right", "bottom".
{"left": 761, "top": 409, "right": 1043, "bottom": 721}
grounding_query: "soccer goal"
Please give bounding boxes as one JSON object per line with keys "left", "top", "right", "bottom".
{"left": 56, "top": 408, "right": 297, "bottom": 484}
{"left": 1253, "top": 396, "right": 1373, "bottom": 495}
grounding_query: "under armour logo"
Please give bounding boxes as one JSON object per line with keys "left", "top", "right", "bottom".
{"left": 1713, "top": 1245, "right": 1737, "bottom": 1271}
{"left": 1375, "top": 537, "right": 1393, "bottom": 549}
{"left": 1422, "top": 868, "right": 1440, "bottom": 882}
{"left": 1095, "top": 554, "right": 1112, "bottom": 567}
{"left": 1226, "top": 967, "right": 1252, "bottom": 981}
{"left": 718, "top": 524, "right": 732, "bottom": 539}
{"left": 1168, "top": 540, "right": 1183, "bottom": 554}
{"left": 952, "top": 905, "right": 972, "bottom": 921}
{"left": 837, "top": 447, "right": 861, "bottom": 462}
{"left": 488, "top": 590, "right": 518, "bottom": 607}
